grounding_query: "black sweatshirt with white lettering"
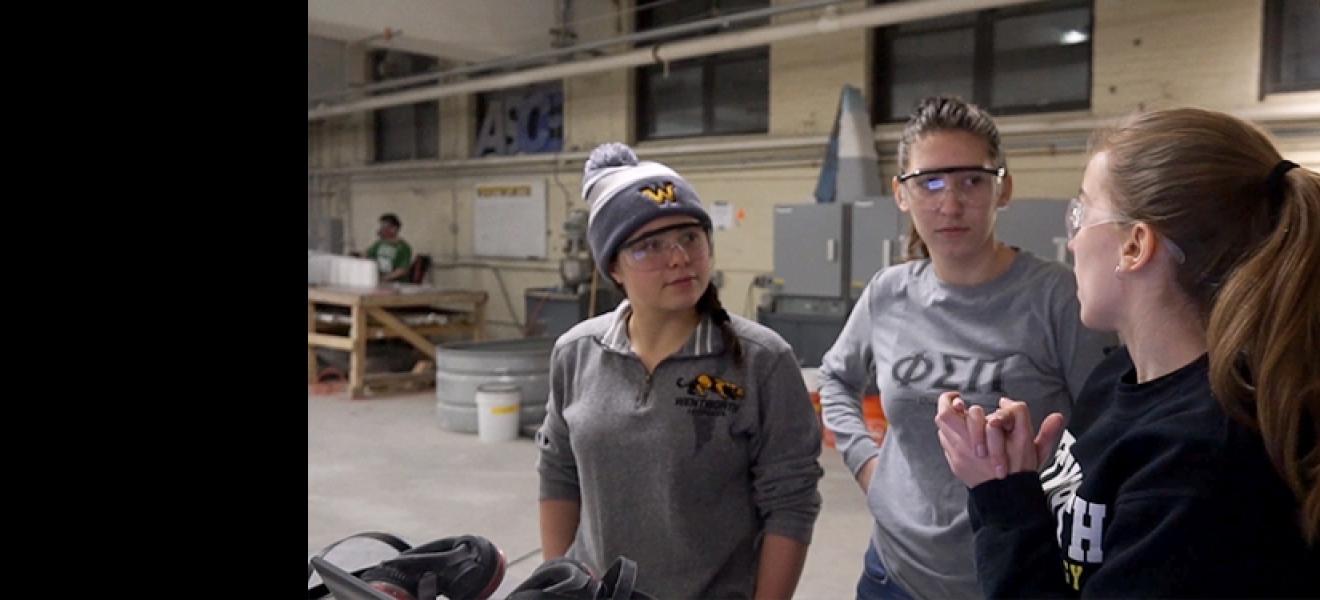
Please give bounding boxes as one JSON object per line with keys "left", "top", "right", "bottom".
{"left": 967, "top": 346, "right": 1319, "bottom": 598}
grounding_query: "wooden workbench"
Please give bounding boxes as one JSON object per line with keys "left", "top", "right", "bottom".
{"left": 308, "top": 285, "right": 488, "bottom": 397}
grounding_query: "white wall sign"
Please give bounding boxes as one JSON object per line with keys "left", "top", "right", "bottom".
{"left": 473, "top": 180, "right": 548, "bottom": 259}
{"left": 711, "top": 201, "right": 735, "bottom": 230}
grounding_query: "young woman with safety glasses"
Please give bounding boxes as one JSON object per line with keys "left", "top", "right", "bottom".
{"left": 819, "top": 96, "right": 1114, "bottom": 600}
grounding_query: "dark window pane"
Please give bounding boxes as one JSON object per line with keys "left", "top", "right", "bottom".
{"left": 876, "top": 0, "right": 1092, "bottom": 121}
{"left": 415, "top": 102, "right": 439, "bottom": 159}
{"left": 645, "top": 0, "right": 711, "bottom": 30}
{"left": 643, "top": 62, "right": 705, "bottom": 138}
{"left": 892, "top": 11, "right": 975, "bottom": 34}
{"left": 636, "top": 0, "right": 769, "bottom": 140}
{"left": 376, "top": 105, "right": 416, "bottom": 162}
{"left": 716, "top": 0, "right": 771, "bottom": 23}
{"left": 643, "top": 0, "right": 769, "bottom": 38}
{"left": 991, "top": 7, "right": 1091, "bottom": 110}
{"left": 1274, "top": 0, "right": 1320, "bottom": 90}
{"left": 711, "top": 51, "right": 769, "bottom": 134}
{"left": 888, "top": 28, "right": 975, "bottom": 120}
{"left": 370, "top": 49, "right": 440, "bottom": 162}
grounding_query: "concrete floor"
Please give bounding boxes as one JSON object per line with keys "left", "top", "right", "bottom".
{"left": 308, "top": 389, "right": 873, "bottom": 599}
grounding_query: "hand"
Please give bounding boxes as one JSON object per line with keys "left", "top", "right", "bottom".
{"left": 984, "top": 398, "right": 1065, "bottom": 477}
{"left": 935, "top": 391, "right": 1001, "bottom": 487}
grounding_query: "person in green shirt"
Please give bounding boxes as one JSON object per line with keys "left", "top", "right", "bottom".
{"left": 365, "top": 213, "right": 413, "bottom": 282}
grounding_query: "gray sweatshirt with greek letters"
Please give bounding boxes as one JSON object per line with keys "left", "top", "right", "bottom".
{"left": 819, "top": 251, "right": 1113, "bottom": 600}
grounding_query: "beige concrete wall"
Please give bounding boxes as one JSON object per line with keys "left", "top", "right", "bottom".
{"left": 768, "top": 0, "right": 869, "bottom": 137}
{"left": 307, "top": 116, "right": 371, "bottom": 169}
{"left": 439, "top": 95, "right": 473, "bottom": 160}
{"left": 1093, "top": 0, "right": 1260, "bottom": 115}
{"left": 679, "top": 164, "right": 821, "bottom": 316}
{"left": 308, "top": 41, "right": 372, "bottom": 169}
{"left": 565, "top": 0, "right": 634, "bottom": 152}
{"left": 565, "top": 69, "right": 633, "bottom": 151}
{"left": 310, "top": 0, "right": 1320, "bottom": 339}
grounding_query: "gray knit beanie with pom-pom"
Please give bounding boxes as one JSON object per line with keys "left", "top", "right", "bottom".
{"left": 583, "top": 142, "right": 711, "bottom": 279}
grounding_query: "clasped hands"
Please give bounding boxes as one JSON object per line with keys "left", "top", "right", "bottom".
{"left": 934, "top": 391, "right": 1066, "bottom": 488}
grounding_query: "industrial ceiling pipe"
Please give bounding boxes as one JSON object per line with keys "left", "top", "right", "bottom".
{"left": 308, "top": 0, "right": 1042, "bottom": 121}
{"left": 310, "top": 0, "right": 851, "bottom": 102}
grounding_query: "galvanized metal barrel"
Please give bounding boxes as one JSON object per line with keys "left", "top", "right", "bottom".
{"left": 435, "top": 337, "right": 555, "bottom": 434}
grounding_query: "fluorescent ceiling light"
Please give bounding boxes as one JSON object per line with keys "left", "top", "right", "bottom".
{"left": 1061, "top": 30, "right": 1089, "bottom": 45}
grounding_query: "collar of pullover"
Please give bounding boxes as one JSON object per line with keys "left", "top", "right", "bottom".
{"left": 598, "top": 299, "right": 725, "bottom": 359}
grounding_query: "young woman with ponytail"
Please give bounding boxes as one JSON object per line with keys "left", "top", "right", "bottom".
{"left": 937, "top": 107, "right": 1320, "bottom": 596}
{"left": 535, "top": 142, "right": 824, "bottom": 599}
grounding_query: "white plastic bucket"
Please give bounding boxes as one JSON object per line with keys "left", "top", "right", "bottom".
{"left": 475, "top": 383, "right": 521, "bottom": 442}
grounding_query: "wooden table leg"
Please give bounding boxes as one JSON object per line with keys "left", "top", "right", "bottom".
{"left": 350, "top": 303, "right": 367, "bottom": 398}
{"left": 308, "top": 301, "right": 317, "bottom": 384}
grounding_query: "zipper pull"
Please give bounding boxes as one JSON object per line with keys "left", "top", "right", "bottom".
{"left": 637, "top": 372, "right": 653, "bottom": 407}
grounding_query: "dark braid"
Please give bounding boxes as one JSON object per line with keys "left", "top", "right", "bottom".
{"left": 697, "top": 282, "right": 743, "bottom": 365}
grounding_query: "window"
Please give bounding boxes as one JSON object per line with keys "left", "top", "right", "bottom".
{"left": 874, "top": 0, "right": 1092, "bottom": 122}
{"left": 1262, "top": 0, "right": 1320, "bottom": 95}
{"left": 636, "top": 0, "right": 770, "bottom": 140}
{"left": 370, "top": 50, "right": 439, "bottom": 162}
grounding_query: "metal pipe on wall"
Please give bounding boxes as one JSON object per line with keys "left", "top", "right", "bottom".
{"left": 308, "top": 134, "right": 829, "bottom": 177}
{"left": 308, "top": 0, "right": 1042, "bottom": 121}
{"left": 309, "top": 0, "right": 851, "bottom": 103}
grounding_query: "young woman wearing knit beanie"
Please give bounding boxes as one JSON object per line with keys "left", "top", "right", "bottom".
{"left": 534, "top": 142, "right": 824, "bottom": 599}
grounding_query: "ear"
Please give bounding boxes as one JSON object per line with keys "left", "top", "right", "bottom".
{"left": 995, "top": 173, "right": 1013, "bottom": 210}
{"left": 1118, "top": 222, "right": 1159, "bottom": 274}
{"left": 893, "top": 176, "right": 911, "bottom": 214}
{"left": 608, "top": 261, "right": 622, "bottom": 286}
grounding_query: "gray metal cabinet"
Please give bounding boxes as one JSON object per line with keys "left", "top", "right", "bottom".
{"left": 995, "top": 198, "right": 1072, "bottom": 264}
{"left": 772, "top": 203, "right": 848, "bottom": 298}
{"left": 849, "top": 197, "right": 900, "bottom": 296}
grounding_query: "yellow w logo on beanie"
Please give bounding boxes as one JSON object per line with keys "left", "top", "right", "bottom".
{"left": 640, "top": 182, "right": 677, "bottom": 205}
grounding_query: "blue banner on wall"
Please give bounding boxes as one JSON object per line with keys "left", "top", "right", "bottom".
{"left": 474, "top": 82, "right": 564, "bottom": 156}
